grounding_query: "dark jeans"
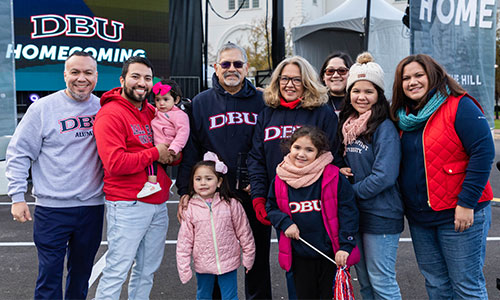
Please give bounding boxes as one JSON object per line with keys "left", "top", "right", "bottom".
{"left": 33, "top": 205, "right": 104, "bottom": 300}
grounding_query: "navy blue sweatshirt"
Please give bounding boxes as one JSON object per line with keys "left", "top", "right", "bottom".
{"left": 399, "top": 96, "right": 494, "bottom": 226}
{"left": 343, "top": 119, "right": 404, "bottom": 234}
{"left": 248, "top": 104, "right": 339, "bottom": 200}
{"left": 176, "top": 73, "right": 266, "bottom": 196}
{"left": 266, "top": 175, "right": 358, "bottom": 258}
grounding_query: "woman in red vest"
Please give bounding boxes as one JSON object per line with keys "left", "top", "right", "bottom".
{"left": 390, "top": 54, "right": 494, "bottom": 299}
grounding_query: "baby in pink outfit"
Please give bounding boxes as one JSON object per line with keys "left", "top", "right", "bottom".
{"left": 137, "top": 79, "right": 190, "bottom": 198}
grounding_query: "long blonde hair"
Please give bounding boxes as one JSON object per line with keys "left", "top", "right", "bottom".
{"left": 264, "top": 56, "right": 328, "bottom": 110}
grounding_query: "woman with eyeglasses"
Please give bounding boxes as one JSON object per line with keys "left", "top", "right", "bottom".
{"left": 247, "top": 56, "right": 343, "bottom": 299}
{"left": 391, "top": 54, "right": 494, "bottom": 299}
{"left": 319, "top": 52, "right": 353, "bottom": 117}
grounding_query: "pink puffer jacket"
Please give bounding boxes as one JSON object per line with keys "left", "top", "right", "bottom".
{"left": 176, "top": 193, "right": 255, "bottom": 284}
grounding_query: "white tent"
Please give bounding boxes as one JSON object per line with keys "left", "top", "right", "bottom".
{"left": 292, "top": 0, "right": 410, "bottom": 97}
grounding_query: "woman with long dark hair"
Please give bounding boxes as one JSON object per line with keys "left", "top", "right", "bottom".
{"left": 391, "top": 54, "right": 494, "bottom": 299}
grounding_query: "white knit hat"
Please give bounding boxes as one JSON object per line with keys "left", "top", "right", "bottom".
{"left": 346, "top": 52, "right": 385, "bottom": 91}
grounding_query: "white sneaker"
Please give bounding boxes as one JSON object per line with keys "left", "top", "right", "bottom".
{"left": 137, "top": 182, "right": 162, "bottom": 198}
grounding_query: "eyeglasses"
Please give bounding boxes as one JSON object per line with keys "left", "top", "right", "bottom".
{"left": 218, "top": 60, "right": 245, "bottom": 69}
{"left": 279, "top": 76, "right": 302, "bottom": 86}
{"left": 324, "top": 67, "right": 349, "bottom": 76}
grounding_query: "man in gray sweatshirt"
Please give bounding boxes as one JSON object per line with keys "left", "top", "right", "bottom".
{"left": 6, "top": 51, "right": 105, "bottom": 300}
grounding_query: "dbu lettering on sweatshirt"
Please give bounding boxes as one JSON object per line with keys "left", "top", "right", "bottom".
{"left": 209, "top": 111, "right": 258, "bottom": 130}
{"left": 264, "top": 125, "right": 302, "bottom": 141}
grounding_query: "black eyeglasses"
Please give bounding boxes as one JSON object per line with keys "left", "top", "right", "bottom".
{"left": 218, "top": 60, "right": 245, "bottom": 69}
{"left": 279, "top": 76, "right": 302, "bottom": 86}
{"left": 324, "top": 67, "right": 349, "bottom": 76}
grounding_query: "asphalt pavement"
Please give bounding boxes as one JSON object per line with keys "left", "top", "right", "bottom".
{"left": 2, "top": 137, "right": 500, "bottom": 299}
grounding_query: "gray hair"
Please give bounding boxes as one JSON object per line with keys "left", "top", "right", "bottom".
{"left": 216, "top": 42, "right": 247, "bottom": 63}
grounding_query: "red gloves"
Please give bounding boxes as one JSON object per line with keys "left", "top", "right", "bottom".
{"left": 252, "top": 197, "right": 271, "bottom": 226}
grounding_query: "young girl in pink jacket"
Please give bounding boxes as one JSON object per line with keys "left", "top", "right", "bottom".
{"left": 137, "top": 79, "right": 190, "bottom": 198}
{"left": 176, "top": 151, "right": 255, "bottom": 299}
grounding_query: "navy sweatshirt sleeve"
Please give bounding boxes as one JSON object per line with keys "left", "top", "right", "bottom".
{"left": 265, "top": 178, "right": 295, "bottom": 232}
{"left": 248, "top": 109, "right": 270, "bottom": 200}
{"left": 337, "top": 175, "right": 359, "bottom": 253}
{"left": 176, "top": 100, "right": 204, "bottom": 196}
{"left": 454, "top": 96, "right": 495, "bottom": 208}
{"left": 352, "top": 120, "right": 401, "bottom": 199}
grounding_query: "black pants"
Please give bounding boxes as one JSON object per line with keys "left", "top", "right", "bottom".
{"left": 241, "top": 193, "right": 272, "bottom": 299}
{"left": 147, "top": 161, "right": 158, "bottom": 176}
{"left": 292, "top": 255, "right": 336, "bottom": 299}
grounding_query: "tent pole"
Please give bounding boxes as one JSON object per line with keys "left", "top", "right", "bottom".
{"left": 364, "top": 0, "right": 371, "bottom": 51}
{"left": 204, "top": 0, "right": 208, "bottom": 90}
{"left": 272, "top": 0, "right": 285, "bottom": 69}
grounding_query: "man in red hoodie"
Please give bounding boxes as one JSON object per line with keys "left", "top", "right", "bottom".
{"left": 93, "top": 56, "right": 173, "bottom": 299}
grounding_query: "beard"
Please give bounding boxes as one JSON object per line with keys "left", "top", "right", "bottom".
{"left": 222, "top": 71, "right": 242, "bottom": 87}
{"left": 66, "top": 81, "right": 93, "bottom": 102}
{"left": 67, "top": 88, "right": 91, "bottom": 102}
{"left": 123, "top": 82, "right": 149, "bottom": 103}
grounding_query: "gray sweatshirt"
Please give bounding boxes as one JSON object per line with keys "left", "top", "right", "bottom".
{"left": 6, "top": 90, "right": 104, "bottom": 207}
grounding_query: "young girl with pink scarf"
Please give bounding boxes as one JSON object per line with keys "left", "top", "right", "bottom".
{"left": 338, "top": 52, "right": 404, "bottom": 299}
{"left": 265, "top": 126, "right": 360, "bottom": 299}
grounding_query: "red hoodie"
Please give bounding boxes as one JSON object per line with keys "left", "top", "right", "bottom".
{"left": 94, "top": 87, "right": 171, "bottom": 204}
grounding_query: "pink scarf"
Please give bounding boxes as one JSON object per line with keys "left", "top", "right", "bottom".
{"left": 342, "top": 110, "right": 372, "bottom": 154}
{"left": 276, "top": 151, "right": 333, "bottom": 189}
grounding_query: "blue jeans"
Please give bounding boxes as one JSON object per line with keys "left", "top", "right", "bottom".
{"left": 33, "top": 205, "right": 104, "bottom": 300}
{"left": 196, "top": 270, "right": 238, "bottom": 300}
{"left": 409, "top": 207, "right": 488, "bottom": 300}
{"left": 481, "top": 204, "right": 491, "bottom": 267}
{"left": 355, "top": 233, "right": 401, "bottom": 300}
{"left": 95, "top": 200, "right": 168, "bottom": 300}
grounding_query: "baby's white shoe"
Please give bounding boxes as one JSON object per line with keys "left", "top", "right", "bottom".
{"left": 137, "top": 182, "right": 162, "bottom": 198}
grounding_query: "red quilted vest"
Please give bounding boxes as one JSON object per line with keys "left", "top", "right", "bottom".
{"left": 423, "top": 93, "right": 493, "bottom": 211}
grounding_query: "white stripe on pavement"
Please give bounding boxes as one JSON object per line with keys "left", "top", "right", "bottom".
{"left": 2, "top": 237, "right": 500, "bottom": 248}
{"left": 89, "top": 251, "right": 107, "bottom": 287}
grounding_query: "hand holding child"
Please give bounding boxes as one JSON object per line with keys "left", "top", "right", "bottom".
{"left": 335, "top": 250, "right": 349, "bottom": 267}
{"left": 156, "top": 144, "right": 171, "bottom": 164}
{"left": 284, "top": 224, "right": 300, "bottom": 240}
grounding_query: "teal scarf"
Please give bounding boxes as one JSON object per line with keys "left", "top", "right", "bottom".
{"left": 397, "top": 87, "right": 450, "bottom": 132}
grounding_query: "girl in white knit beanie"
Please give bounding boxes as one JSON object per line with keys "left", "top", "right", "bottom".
{"left": 339, "top": 52, "right": 404, "bottom": 299}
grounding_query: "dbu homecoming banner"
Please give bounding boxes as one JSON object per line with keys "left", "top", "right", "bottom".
{"left": 9, "top": 0, "right": 170, "bottom": 91}
{"left": 410, "top": 0, "right": 497, "bottom": 127}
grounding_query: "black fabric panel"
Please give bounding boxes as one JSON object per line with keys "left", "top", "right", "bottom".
{"left": 168, "top": 0, "right": 202, "bottom": 78}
